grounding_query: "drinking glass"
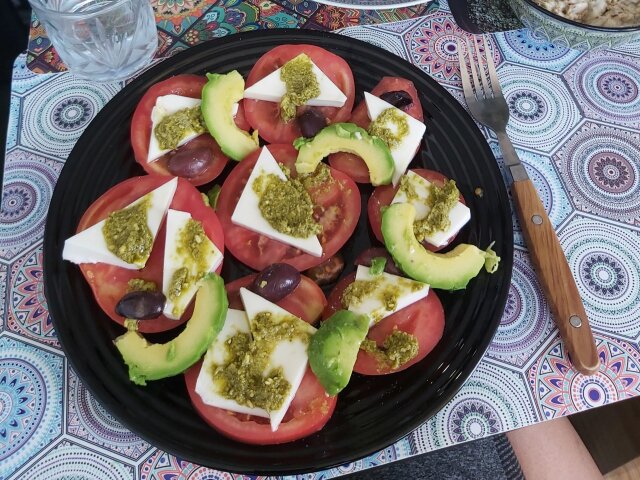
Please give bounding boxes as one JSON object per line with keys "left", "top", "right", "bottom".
{"left": 29, "top": 0, "right": 158, "bottom": 82}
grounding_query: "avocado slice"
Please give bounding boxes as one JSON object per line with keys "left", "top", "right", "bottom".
{"left": 114, "top": 273, "right": 228, "bottom": 385}
{"left": 202, "top": 71, "right": 259, "bottom": 161}
{"left": 309, "top": 310, "right": 369, "bottom": 395}
{"left": 382, "top": 203, "right": 497, "bottom": 290}
{"left": 295, "top": 123, "right": 394, "bottom": 186}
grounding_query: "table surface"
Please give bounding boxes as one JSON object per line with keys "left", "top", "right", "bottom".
{"left": 3, "top": 0, "right": 640, "bottom": 478}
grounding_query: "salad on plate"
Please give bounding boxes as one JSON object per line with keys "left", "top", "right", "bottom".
{"left": 61, "top": 43, "right": 500, "bottom": 446}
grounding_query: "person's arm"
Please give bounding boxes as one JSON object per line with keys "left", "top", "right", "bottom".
{"left": 507, "top": 417, "right": 603, "bottom": 479}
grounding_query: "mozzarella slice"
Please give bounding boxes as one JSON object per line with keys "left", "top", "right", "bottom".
{"left": 364, "top": 92, "right": 427, "bottom": 186}
{"left": 195, "top": 309, "right": 270, "bottom": 418}
{"left": 347, "top": 265, "right": 429, "bottom": 327}
{"left": 391, "top": 170, "right": 471, "bottom": 248}
{"left": 147, "top": 95, "right": 203, "bottom": 163}
{"left": 243, "top": 54, "right": 347, "bottom": 108}
{"left": 240, "top": 287, "right": 316, "bottom": 431}
{"left": 231, "top": 147, "right": 323, "bottom": 257}
{"left": 162, "top": 209, "right": 224, "bottom": 319}
{"left": 62, "top": 177, "right": 178, "bottom": 269}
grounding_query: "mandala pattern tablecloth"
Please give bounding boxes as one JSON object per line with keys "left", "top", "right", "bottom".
{"left": 3, "top": 1, "right": 640, "bottom": 478}
{"left": 25, "top": 0, "right": 438, "bottom": 74}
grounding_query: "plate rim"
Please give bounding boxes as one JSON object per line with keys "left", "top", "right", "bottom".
{"left": 43, "top": 28, "right": 513, "bottom": 475}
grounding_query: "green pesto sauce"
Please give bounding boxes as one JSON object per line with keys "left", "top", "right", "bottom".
{"left": 341, "top": 278, "right": 383, "bottom": 309}
{"left": 368, "top": 108, "right": 409, "bottom": 149}
{"left": 253, "top": 172, "right": 321, "bottom": 238}
{"left": 166, "top": 219, "right": 212, "bottom": 315}
{"left": 414, "top": 180, "right": 460, "bottom": 242}
{"left": 127, "top": 278, "right": 157, "bottom": 293}
{"left": 212, "top": 311, "right": 312, "bottom": 411}
{"left": 360, "top": 329, "right": 419, "bottom": 370}
{"left": 300, "top": 162, "right": 332, "bottom": 191}
{"left": 398, "top": 174, "right": 420, "bottom": 202}
{"left": 103, "top": 196, "right": 152, "bottom": 265}
{"left": 154, "top": 106, "right": 206, "bottom": 150}
{"left": 280, "top": 54, "right": 320, "bottom": 123}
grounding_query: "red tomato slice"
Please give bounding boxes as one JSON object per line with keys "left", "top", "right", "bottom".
{"left": 216, "top": 145, "right": 361, "bottom": 272}
{"left": 324, "top": 272, "right": 445, "bottom": 375}
{"left": 225, "top": 274, "right": 326, "bottom": 325}
{"left": 77, "top": 175, "right": 225, "bottom": 333}
{"left": 368, "top": 168, "right": 466, "bottom": 252}
{"left": 130, "top": 75, "right": 251, "bottom": 186}
{"left": 184, "top": 363, "right": 336, "bottom": 445}
{"left": 244, "top": 45, "right": 356, "bottom": 144}
{"left": 329, "top": 77, "right": 424, "bottom": 184}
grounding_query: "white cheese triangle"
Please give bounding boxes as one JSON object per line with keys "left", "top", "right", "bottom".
{"left": 62, "top": 177, "right": 178, "bottom": 269}
{"left": 243, "top": 55, "right": 347, "bottom": 108}
{"left": 348, "top": 265, "right": 429, "bottom": 327}
{"left": 239, "top": 287, "right": 316, "bottom": 431}
{"left": 231, "top": 147, "right": 323, "bottom": 257}
{"left": 391, "top": 170, "right": 471, "bottom": 247}
{"left": 364, "top": 92, "right": 427, "bottom": 186}
{"left": 195, "top": 309, "right": 271, "bottom": 418}
{"left": 162, "top": 209, "right": 224, "bottom": 320}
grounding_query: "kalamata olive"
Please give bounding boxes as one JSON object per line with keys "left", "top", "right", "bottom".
{"left": 166, "top": 146, "right": 213, "bottom": 178}
{"left": 115, "top": 290, "right": 166, "bottom": 320}
{"left": 354, "top": 247, "right": 403, "bottom": 276}
{"left": 305, "top": 253, "right": 345, "bottom": 286}
{"left": 379, "top": 90, "right": 413, "bottom": 110}
{"left": 251, "top": 263, "right": 301, "bottom": 302}
{"left": 298, "top": 108, "right": 327, "bottom": 138}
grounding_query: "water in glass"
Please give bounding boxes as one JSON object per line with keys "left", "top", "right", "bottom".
{"left": 29, "top": 0, "right": 157, "bottom": 82}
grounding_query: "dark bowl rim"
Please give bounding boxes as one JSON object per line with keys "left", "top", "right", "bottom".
{"left": 519, "top": 0, "right": 640, "bottom": 33}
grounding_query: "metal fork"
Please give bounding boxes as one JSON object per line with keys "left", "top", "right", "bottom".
{"left": 456, "top": 37, "right": 599, "bottom": 375}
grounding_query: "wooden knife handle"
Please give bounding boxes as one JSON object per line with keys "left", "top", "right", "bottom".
{"left": 512, "top": 178, "right": 599, "bottom": 375}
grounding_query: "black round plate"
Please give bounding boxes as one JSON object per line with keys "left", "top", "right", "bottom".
{"left": 44, "top": 29, "right": 513, "bottom": 475}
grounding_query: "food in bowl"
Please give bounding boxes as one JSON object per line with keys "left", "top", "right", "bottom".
{"left": 532, "top": 0, "right": 640, "bottom": 27}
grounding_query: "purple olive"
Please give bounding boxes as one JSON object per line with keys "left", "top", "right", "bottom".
{"left": 251, "top": 263, "right": 301, "bottom": 302}
{"left": 354, "top": 248, "right": 403, "bottom": 276}
{"left": 379, "top": 90, "right": 413, "bottom": 110}
{"left": 305, "top": 254, "right": 344, "bottom": 286}
{"left": 166, "top": 146, "right": 212, "bottom": 178}
{"left": 297, "top": 108, "right": 327, "bottom": 138}
{"left": 115, "top": 291, "right": 166, "bottom": 320}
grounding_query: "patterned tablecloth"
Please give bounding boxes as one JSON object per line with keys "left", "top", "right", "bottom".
{"left": 3, "top": 0, "right": 640, "bottom": 478}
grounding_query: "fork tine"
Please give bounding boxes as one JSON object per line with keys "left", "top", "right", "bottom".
{"left": 473, "top": 37, "right": 492, "bottom": 98}
{"left": 456, "top": 37, "right": 475, "bottom": 102}
{"left": 483, "top": 36, "right": 503, "bottom": 97}
{"left": 465, "top": 37, "right": 483, "bottom": 99}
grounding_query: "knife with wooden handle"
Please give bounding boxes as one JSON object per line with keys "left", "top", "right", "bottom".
{"left": 499, "top": 132, "right": 599, "bottom": 375}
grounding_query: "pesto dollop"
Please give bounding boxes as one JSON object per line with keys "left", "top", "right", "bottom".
{"left": 253, "top": 172, "right": 321, "bottom": 238}
{"left": 368, "top": 108, "right": 409, "bottom": 148}
{"left": 211, "top": 311, "right": 312, "bottom": 411}
{"left": 341, "top": 278, "right": 383, "bottom": 309}
{"left": 280, "top": 54, "right": 320, "bottom": 123}
{"left": 103, "top": 196, "right": 152, "bottom": 266}
{"left": 154, "top": 106, "right": 207, "bottom": 150}
{"left": 360, "top": 329, "right": 419, "bottom": 370}
{"left": 127, "top": 278, "right": 157, "bottom": 293}
{"left": 413, "top": 180, "right": 460, "bottom": 242}
{"left": 167, "top": 219, "right": 214, "bottom": 316}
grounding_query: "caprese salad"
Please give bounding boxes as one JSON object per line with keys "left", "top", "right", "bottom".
{"left": 62, "top": 43, "right": 500, "bottom": 446}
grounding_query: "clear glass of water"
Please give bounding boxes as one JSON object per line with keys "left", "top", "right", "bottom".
{"left": 29, "top": 0, "right": 158, "bottom": 82}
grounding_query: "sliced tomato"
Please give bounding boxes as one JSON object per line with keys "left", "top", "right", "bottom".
{"left": 184, "top": 363, "right": 336, "bottom": 445}
{"left": 368, "top": 168, "right": 466, "bottom": 252}
{"left": 324, "top": 272, "right": 445, "bottom": 375}
{"left": 244, "top": 45, "right": 355, "bottom": 144}
{"left": 225, "top": 273, "right": 327, "bottom": 325}
{"left": 329, "top": 77, "right": 424, "bottom": 184}
{"left": 217, "top": 145, "right": 361, "bottom": 272}
{"left": 130, "top": 75, "right": 251, "bottom": 186}
{"left": 77, "top": 175, "right": 225, "bottom": 333}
